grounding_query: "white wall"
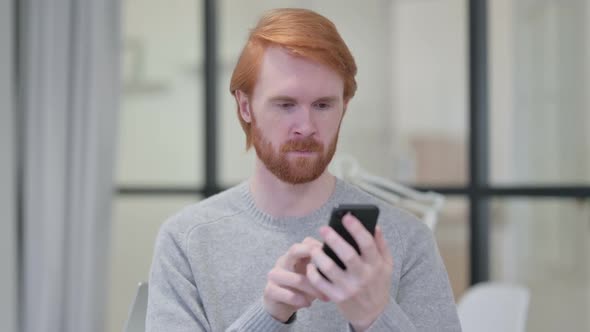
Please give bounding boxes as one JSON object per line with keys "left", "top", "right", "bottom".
{"left": 0, "top": 0, "right": 18, "bottom": 331}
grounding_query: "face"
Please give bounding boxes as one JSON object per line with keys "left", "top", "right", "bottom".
{"left": 237, "top": 46, "right": 346, "bottom": 184}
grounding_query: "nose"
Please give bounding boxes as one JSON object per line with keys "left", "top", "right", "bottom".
{"left": 293, "top": 107, "right": 317, "bottom": 137}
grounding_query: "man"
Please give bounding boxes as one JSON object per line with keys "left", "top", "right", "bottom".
{"left": 147, "top": 8, "right": 461, "bottom": 332}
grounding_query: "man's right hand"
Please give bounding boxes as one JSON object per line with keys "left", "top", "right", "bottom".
{"left": 263, "top": 237, "right": 328, "bottom": 322}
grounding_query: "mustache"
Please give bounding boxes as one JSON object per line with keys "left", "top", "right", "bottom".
{"left": 280, "top": 138, "right": 323, "bottom": 153}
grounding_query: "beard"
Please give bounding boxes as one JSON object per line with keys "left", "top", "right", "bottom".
{"left": 251, "top": 116, "right": 340, "bottom": 185}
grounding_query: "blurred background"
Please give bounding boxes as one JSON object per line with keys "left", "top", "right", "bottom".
{"left": 1, "top": 0, "right": 589, "bottom": 332}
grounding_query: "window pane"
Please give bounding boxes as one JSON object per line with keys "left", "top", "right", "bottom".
{"left": 107, "top": 195, "right": 201, "bottom": 332}
{"left": 218, "top": 0, "right": 468, "bottom": 187}
{"left": 490, "top": 0, "right": 590, "bottom": 185}
{"left": 386, "top": 0, "right": 468, "bottom": 186}
{"left": 434, "top": 198, "right": 470, "bottom": 300}
{"left": 117, "top": 0, "right": 203, "bottom": 187}
{"left": 490, "top": 198, "right": 590, "bottom": 331}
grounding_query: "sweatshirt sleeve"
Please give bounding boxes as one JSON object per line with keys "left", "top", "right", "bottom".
{"left": 146, "top": 220, "right": 211, "bottom": 332}
{"left": 347, "top": 222, "right": 462, "bottom": 332}
{"left": 225, "top": 298, "right": 294, "bottom": 332}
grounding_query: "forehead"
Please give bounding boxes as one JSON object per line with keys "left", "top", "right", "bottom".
{"left": 252, "top": 46, "right": 344, "bottom": 100}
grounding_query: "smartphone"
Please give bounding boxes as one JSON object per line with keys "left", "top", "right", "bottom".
{"left": 319, "top": 204, "right": 380, "bottom": 279}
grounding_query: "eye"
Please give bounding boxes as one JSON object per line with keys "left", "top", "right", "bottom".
{"left": 276, "top": 102, "right": 295, "bottom": 110}
{"left": 314, "top": 102, "right": 331, "bottom": 110}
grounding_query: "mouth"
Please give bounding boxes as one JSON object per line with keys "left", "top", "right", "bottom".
{"left": 287, "top": 150, "right": 317, "bottom": 156}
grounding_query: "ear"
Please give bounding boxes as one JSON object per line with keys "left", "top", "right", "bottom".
{"left": 343, "top": 99, "right": 349, "bottom": 115}
{"left": 235, "top": 90, "right": 252, "bottom": 123}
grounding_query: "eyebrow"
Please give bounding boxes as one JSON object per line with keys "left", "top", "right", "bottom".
{"left": 267, "top": 96, "right": 340, "bottom": 103}
{"left": 314, "top": 96, "right": 340, "bottom": 103}
{"left": 268, "top": 96, "right": 297, "bottom": 103}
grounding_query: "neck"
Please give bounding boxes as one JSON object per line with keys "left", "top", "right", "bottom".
{"left": 249, "top": 158, "right": 337, "bottom": 218}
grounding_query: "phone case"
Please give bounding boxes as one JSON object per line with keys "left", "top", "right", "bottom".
{"left": 321, "top": 204, "right": 380, "bottom": 272}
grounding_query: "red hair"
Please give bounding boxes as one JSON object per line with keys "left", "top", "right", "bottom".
{"left": 230, "top": 8, "right": 358, "bottom": 149}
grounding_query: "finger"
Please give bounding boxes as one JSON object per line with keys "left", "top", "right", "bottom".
{"left": 375, "top": 226, "right": 393, "bottom": 265}
{"left": 342, "top": 213, "right": 379, "bottom": 263}
{"left": 306, "top": 263, "right": 344, "bottom": 303}
{"left": 319, "top": 226, "right": 364, "bottom": 273}
{"left": 310, "top": 246, "right": 347, "bottom": 284}
{"left": 265, "top": 282, "right": 311, "bottom": 308}
{"left": 302, "top": 236, "right": 322, "bottom": 248}
{"left": 268, "top": 268, "right": 325, "bottom": 300}
{"left": 279, "top": 242, "right": 315, "bottom": 270}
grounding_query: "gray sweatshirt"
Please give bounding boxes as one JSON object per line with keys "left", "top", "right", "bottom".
{"left": 146, "top": 178, "right": 461, "bottom": 331}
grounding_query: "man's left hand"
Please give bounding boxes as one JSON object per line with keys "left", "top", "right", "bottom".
{"left": 307, "top": 213, "right": 394, "bottom": 332}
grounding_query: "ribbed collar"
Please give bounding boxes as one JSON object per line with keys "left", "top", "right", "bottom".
{"left": 236, "top": 177, "right": 347, "bottom": 231}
